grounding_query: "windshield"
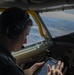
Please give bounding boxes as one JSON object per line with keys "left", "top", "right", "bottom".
{"left": 40, "top": 9, "right": 74, "bottom": 38}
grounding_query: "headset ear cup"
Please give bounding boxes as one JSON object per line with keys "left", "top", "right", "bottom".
{"left": 6, "top": 24, "right": 21, "bottom": 39}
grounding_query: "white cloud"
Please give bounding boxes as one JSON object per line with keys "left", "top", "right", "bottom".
{"left": 40, "top": 11, "right": 74, "bottom": 21}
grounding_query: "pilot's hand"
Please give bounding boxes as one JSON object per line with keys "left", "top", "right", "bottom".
{"left": 47, "top": 61, "right": 64, "bottom": 75}
{"left": 24, "top": 61, "right": 44, "bottom": 75}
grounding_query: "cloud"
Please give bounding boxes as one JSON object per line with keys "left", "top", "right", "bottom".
{"left": 40, "top": 11, "right": 74, "bottom": 21}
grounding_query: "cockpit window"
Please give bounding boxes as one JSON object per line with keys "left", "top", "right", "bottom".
{"left": 40, "top": 9, "right": 74, "bottom": 38}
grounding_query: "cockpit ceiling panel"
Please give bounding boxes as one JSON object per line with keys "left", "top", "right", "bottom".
{"left": 0, "top": 0, "right": 74, "bottom": 11}
{"left": 27, "top": 0, "right": 48, "bottom": 3}
{"left": 68, "top": 0, "right": 74, "bottom": 4}
{"left": 0, "top": 0, "right": 14, "bottom": 2}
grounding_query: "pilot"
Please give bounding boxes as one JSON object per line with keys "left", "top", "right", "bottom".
{"left": 0, "top": 7, "right": 64, "bottom": 75}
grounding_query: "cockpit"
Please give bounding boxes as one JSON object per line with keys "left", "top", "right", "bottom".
{"left": 0, "top": 0, "right": 74, "bottom": 75}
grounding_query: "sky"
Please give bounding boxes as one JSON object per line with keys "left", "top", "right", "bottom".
{"left": 40, "top": 9, "right": 74, "bottom": 21}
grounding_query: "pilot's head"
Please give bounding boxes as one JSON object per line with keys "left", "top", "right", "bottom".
{"left": 0, "top": 7, "right": 33, "bottom": 51}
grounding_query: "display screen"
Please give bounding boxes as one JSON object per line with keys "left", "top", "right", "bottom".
{"left": 35, "top": 58, "right": 58, "bottom": 75}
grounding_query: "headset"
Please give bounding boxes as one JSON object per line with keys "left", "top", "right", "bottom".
{"left": 0, "top": 7, "right": 31, "bottom": 39}
{"left": 6, "top": 18, "right": 29, "bottom": 39}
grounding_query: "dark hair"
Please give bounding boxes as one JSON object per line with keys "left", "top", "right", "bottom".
{"left": 0, "top": 7, "right": 32, "bottom": 36}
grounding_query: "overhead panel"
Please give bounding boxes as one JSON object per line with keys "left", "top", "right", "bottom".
{"left": 68, "top": 0, "right": 74, "bottom": 4}
{"left": 0, "top": 0, "right": 14, "bottom": 3}
{"left": 0, "top": 0, "right": 74, "bottom": 11}
{"left": 29, "top": 0, "right": 68, "bottom": 9}
{"left": 0, "top": 0, "right": 29, "bottom": 9}
{"left": 29, "top": 0, "right": 48, "bottom": 3}
{"left": 21, "top": 0, "right": 29, "bottom": 4}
